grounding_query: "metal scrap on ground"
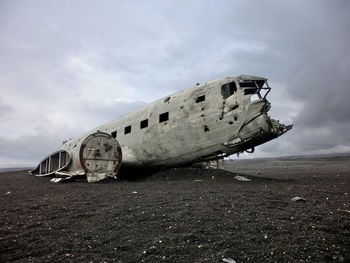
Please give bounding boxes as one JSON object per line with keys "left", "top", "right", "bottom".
{"left": 234, "top": 175, "right": 252, "bottom": 181}
{"left": 222, "top": 258, "right": 237, "bottom": 263}
{"left": 291, "top": 196, "right": 306, "bottom": 202}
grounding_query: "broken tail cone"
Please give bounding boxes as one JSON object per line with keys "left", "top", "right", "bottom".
{"left": 30, "top": 131, "right": 123, "bottom": 182}
{"left": 29, "top": 150, "right": 71, "bottom": 176}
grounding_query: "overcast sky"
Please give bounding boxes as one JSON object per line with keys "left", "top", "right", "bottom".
{"left": 1, "top": 0, "right": 349, "bottom": 168}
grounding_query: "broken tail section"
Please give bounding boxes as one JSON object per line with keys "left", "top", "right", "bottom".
{"left": 30, "top": 131, "right": 123, "bottom": 182}
{"left": 29, "top": 150, "right": 71, "bottom": 176}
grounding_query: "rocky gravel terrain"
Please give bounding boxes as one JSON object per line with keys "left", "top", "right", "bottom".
{"left": 0, "top": 154, "right": 349, "bottom": 262}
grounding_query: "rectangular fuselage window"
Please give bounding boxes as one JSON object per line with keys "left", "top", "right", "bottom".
{"left": 159, "top": 112, "right": 169, "bottom": 123}
{"left": 124, "top": 125, "right": 131, "bottom": 134}
{"left": 111, "top": 131, "right": 117, "bottom": 138}
{"left": 140, "top": 119, "right": 148, "bottom": 129}
{"left": 196, "top": 95, "right": 205, "bottom": 103}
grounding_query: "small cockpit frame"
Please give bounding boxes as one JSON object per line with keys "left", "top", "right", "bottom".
{"left": 239, "top": 79, "right": 271, "bottom": 100}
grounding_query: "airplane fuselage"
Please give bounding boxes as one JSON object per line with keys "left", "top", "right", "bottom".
{"left": 91, "top": 75, "right": 290, "bottom": 167}
{"left": 31, "top": 75, "right": 292, "bottom": 182}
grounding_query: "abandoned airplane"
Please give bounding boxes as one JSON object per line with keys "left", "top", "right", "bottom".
{"left": 30, "top": 75, "right": 292, "bottom": 182}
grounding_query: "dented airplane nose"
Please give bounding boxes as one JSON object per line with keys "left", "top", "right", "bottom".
{"left": 224, "top": 98, "right": 292, "bottom": 152}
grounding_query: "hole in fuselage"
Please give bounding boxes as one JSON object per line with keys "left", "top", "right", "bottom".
{"left": 231, "top": 105, "right": 239, "bottom": 111}
{"left": 221, "top": 82, "right": 237, "bottom": 99}
{"left": 196, "top": 95, "right": 205, "bottom": 103}
{"left": 159, "top": 112, "right": 169, "bottom": 123}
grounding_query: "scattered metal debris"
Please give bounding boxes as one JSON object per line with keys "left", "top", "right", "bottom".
{"left": 291, "top": 196, "right": 306, "bottom": 202}
{"left": 222, "top": 258, "right": 237, "bottom": 263}
{"left": 234, "top": 175, "right": 252, "bottom": 181}
{"left": 50, "top": 178, "right": 64, "bottom": 183}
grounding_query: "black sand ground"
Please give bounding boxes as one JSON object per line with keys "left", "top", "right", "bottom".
{"left": 0, "top": 154, "right": 349, "bottom": 262}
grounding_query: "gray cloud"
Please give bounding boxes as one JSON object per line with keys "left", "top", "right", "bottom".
{"left": 0, "top": 96, "right": 14, "bottom": 117}
{"left": 0, "top": 0, "right": 350, "bottom": 167}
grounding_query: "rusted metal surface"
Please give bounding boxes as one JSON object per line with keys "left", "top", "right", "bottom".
{"left": 31, "top": 74, "right": 292, "bottom": 182}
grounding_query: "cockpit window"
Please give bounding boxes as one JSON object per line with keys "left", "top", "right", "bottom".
{"left": 240, "top": 80, "right": 260, "bottom": 98}
{"left": 239, "top": 81, "right": 256, "bottom": 88}
{"left": 239, "top": 80, "right": 265, "bottom": 88}
{"left": 244, "top": 88, "right": 258, "bottom": 95}
{"left": 221, "top": 82, "right": 237, "bottom": 99}
{"left": 239, "top": 79, "right": 271, "bottom": 100}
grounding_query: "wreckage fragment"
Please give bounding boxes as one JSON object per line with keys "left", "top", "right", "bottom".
{"left": 31, "top": 74, "right": 292, "bottom": 182}
{"left": 30, "top": 131, "right": 122, "bottom": 182}
{"left": 30, "top": 150, "right": 70, "bottom": 176}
